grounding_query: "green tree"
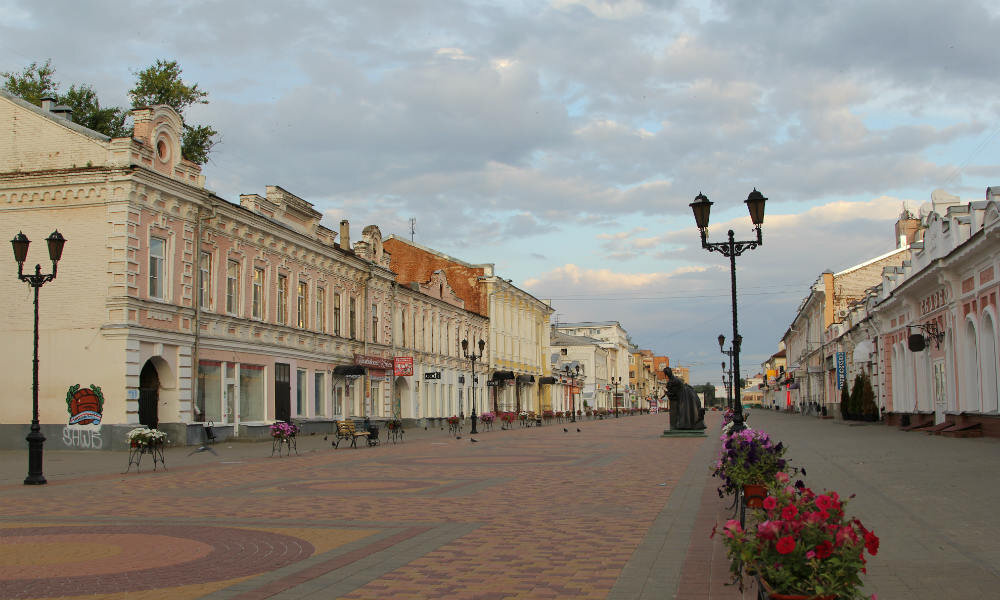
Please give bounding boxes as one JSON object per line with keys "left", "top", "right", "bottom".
{"left": 840, "top": 377, "right": 851, "bottom": 419}
{"left": 129, "top": 59, "right": 218, "bottom": 163}
{"left": 61, "top": 84, "right": 129, "bottom": 137}
{"left": 1, "top": 60, "right": 58, "bottom": 104}
{"left": 2, "top": 60, "right": 128, "bottom": 138}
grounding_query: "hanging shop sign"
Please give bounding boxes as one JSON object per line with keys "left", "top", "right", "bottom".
{"left": 424, "top": 371, "right": 442, "bottom": 380}
{"left": 394, "top": 356, "right": 414, "bottom": 376}
{"left": 354, "top": 354, "right": 393, "bottom": 370}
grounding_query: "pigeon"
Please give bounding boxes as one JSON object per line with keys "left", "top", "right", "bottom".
{"left": 577, "top": 428, "right": 581, "bottom": 432}
{"left": 456, "top": 436, "right": 462, "bottom": 440}
{"left": 323, "top": 435, "right": 328, "bottom": 441}
{"left": 470, "top": 438, "right": 479, "bottom": 443}
{"left": 563, "top": 428, "right": 568, "bottom": 432}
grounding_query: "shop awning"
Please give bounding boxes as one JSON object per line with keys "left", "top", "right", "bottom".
{"left": 538, "top": 376, "right": 556, "bottom": 384}
{"left": 492, "top": 370, "right": 515, "bottom": 381}
{"left": 333, "top": 365, "right": 366, "bottom": 376}
{"left": 517, "top": 374, "right": 535, "bottom": 384}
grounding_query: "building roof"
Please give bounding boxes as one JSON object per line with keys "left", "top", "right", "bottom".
{"left": 0, "top": 88, "right": 111, "bottom": 142}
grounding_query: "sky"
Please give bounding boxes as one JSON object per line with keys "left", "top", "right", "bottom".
{"left": 2, "top": 0, "right": 998, "bottom": 386}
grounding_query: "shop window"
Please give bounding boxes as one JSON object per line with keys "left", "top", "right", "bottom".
{"left": 239, "top": 364, "right": 266, "bottom": 421}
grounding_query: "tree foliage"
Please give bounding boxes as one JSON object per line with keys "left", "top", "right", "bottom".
{"left": 3, "top": 58, "right": 217, "bottom": 164}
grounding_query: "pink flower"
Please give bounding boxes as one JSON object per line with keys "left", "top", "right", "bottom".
{"left": 757, "top": 520, "right": 781, "bottom": 540}
{"left": 723, "top": 519, "right": 742, "bottom": 538}
{"left": 806, "top": 550, "right": 816, "bottom": 559}
{"left": 775, "top": 471, "right": 790, "bottom": 483}
{"left": 775, "top": 536, "right": 796, "bottom": 555}
{"left": 763, "top": 496, "right": 777, "bottom": 510}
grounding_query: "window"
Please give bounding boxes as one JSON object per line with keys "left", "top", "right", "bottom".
{"left": 197, "top": 360, "right": 222, "bottom": 422}
{"left": 239, "top": 364, "right": 265, "bottom": 421}
{"left": 297, "top": 369, "right": 307, "bottom": 416}
{"left": 401, "top": 312, "right": 407, "bottom": 348}
{"left": 350, "top": 297, "right": 357, "bottom": 339}
{"left": 333, "top": 292, "right": 341, "bottom": 336}
{"left": 316, "top": 287, "right": 326, "bottom": 332}
{"left": 372, "top": 303, "right": 378, "bottom": 343}
{"left": 314, "top": 372, "right": 325, "bottom": 416}
{"left": 226, "top": 260, "right": 240, "bottom": 315}
{"left": 199, "top": 251, "right": 212, "bottom": 309}
{"left": 277, "top": 274, "right": 288, "bottom": 324}
{"left": 297, "top": 281, "right": 308, "bottom": 328}
{"left": 252, "top": 267, "right": 264, "bottom": 319}
{"left": 149, "top": 237, "right": 165, "bottom": 299}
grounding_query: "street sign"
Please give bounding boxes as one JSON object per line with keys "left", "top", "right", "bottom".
{"left": 836, "top": 352, "right": 846, "bottom": 389}
{"left": 424, "top": 371, "right": 441, "bottom": 380}
{"left": 394, "top": 356, "right": 413, "bottom": 376}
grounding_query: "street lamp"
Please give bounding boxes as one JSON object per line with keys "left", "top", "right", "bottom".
{"left": 11, "top": 230, "right": 66, "bottom": 485}
{"left": 462, "top": 338, "right": 486, "bottom": 435}
{"left": 564, "top": 364, "right": 581, "bottom": 422}
{"left": 691, "top": 189, "right": 766, "bottom": 433}
{"left": 611, "top": 376, "right": 622, "bottom": 418}
{"left": 721, "top": 361, "right": 730, "bottom": 409}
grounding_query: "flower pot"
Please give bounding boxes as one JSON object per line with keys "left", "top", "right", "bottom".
{"left": 743, "top": 484, "right": 767, "bottom": 508}
{"left": 758, "top": 577, "right": 837, "bottom": 600}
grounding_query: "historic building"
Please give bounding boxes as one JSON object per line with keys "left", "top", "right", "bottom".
{"left": 550, "top": 330, "right": 611, "bottom": 411}
{"left": 383, "top": 236, "right": 553, "bottom": 416}
{"left": 554, "top": 321, "right": 631, "bottom": 409}
{"left": 0, "top": 91, "right": 401, "bottom": 448}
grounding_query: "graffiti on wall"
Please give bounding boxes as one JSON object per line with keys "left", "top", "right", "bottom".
{"left": 62, "top": 384, "right": 105, "bottom": 449}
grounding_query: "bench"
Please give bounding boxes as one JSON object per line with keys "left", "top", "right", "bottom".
{"left": 332, "top": 420, "right": 370, "bottom": 449}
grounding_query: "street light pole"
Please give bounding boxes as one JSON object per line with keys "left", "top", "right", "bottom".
{"left": 462, "top": 338, "right": 486, "bottom": 435}
{"left": 690, "top": 190, "right": 766, "bottom": 433}
{"left": 612, "top": 376, "right": 621, "bottom": 418}
{"left": 11, "top": 230, "right": 67, "bottom": 486}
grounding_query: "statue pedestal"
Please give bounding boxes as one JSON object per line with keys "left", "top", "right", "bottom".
{"left": 661, "top": 429, "right": 707, "bottom": 438}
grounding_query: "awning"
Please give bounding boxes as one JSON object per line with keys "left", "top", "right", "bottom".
{"left": 538, "top": 376, "right": 556, "bottom": 384}
{"left": 492, "top": 371, "right": 515, "bottom": 382}
{"left": 333, "top": 365, "right": 365, "bottom": 376}
{"left": 853, "top": 340, "right": 875, "bottom": 362}
{"left": 517, "top": 374, "right": 535, "bottom": 384}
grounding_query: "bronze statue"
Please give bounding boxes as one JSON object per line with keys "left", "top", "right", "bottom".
{"left": 665, "top": 367, "right": 706, "bottom": 430}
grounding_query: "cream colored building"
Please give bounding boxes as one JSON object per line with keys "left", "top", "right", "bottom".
{"left": 555, "top": 321, "right": 631, "bottom": 409}
{"left": 0, "top": 91, "right": 402, "bottom": 449}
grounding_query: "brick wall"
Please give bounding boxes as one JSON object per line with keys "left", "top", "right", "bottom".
{"left": 384, "top": 238, "right": 488, "bottom": 316}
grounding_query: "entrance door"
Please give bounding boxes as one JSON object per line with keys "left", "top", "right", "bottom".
{"left": 275, "top": 363, "right": 291, "bottom": 422}
{"left": 139, "top": 361, "right": 160, "bottom": 428}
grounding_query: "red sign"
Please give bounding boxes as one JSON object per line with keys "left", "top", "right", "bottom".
{"left": 394, "top": 356, "right": 414, "bottom": 376}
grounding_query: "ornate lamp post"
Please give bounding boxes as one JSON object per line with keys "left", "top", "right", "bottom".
{"left": 721, "top": 361, "right": 731, "bottom": 409}
{"left": 11, "top": 230, "right": 67, "bottom": 485}
{"left": 611, "top": 376, "right": 622, "bottom": 417}
{"left": 718, "top": 334, "right": 740, "bottom": 410}
{"left": 690, "top": 190, "right": 766, "bottom": 433}
{"left": 462, "top": 338, "right": 486, "bottom": 435}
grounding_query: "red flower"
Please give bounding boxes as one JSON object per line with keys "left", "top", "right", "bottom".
{"left": 815, "top": 494, "right": 834, "bottom": 510}
{"left": 864, "top": 531, "right": 880, "bottom": 556}
{"left": 757, "top": 520, "right": 781, "bottom": 541}
{"left": 781, "top": 505, "right": 798, "bottom": 520}
{"left": 775, "top": 536, "right": 796, "bottom": 555}
{"left": 814, "top": 540, "right": 833, "bottom": 559}
{"left": 763, "top": 496, "right": 777, "bottom": 510}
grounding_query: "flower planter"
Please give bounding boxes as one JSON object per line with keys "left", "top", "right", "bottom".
{"left": 758, "top": 576, "right": 836, "bottom": 600}
{"left": 743, "top": 483, "right": 767, "bottom": 508}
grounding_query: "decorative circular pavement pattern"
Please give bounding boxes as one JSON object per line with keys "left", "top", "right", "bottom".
{"left": 0, "top": 525, "right": 314, "bottom": 599}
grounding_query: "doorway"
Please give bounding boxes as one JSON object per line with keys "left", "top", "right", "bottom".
{"left": 275, "top": 363, "right": 291, "bottom": 422}
{"left": 139, "top": 360, "right": 160, "bottom": 428}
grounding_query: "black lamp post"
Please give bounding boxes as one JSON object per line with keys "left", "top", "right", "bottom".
{"left": 565, "top": 364, "right": 581, "bottom": 422}
{"left": 690, "top": 189, "right": 766, "bottom": 433}
{"left": 611, "top": 376, "right": 622, "bottom": 418}
{"left": 462, "top": 338, "right": 486, "bottom": 435}
{"left": 11, "top": 230, "right": 66, "bottom": 485}
{"left": 721, "top": 361, "right": 731, "bottom": 409}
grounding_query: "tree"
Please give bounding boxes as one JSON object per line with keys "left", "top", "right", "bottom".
{"left": 840, "top": 377, "right": 851, "bottom": 419}
{"left": 61, "top": 84, "right": 129, "bottom": 138}
{"left": 129, "top": 59, "right": 217, "bottom": 163}
{"left": 2, "top": 60, "right": 58, "bottom": 104}
{"left": 2, "top": 60, "right": 128, "bottom": 138}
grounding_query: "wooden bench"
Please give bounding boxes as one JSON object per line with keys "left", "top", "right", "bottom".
{"left": 332, "top": 420, "right": 370, "bottom": 448}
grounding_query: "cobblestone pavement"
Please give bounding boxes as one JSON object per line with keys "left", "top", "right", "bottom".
{"left": 0, "top": 414, "right": 732, "bottom": 599}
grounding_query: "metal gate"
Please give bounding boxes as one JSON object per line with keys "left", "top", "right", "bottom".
{"left": 138, "top": 388, "right": 158, "bottom": 428}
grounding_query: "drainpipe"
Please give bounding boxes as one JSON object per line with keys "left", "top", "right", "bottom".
{"left": 362, "top": 261, "right": 373, "bottom": 417}
{"left": 191, "top": 200, "right": 216, "bottom": 424}
{"left": 390, "top": 280, "right": 398, "bottom": 418}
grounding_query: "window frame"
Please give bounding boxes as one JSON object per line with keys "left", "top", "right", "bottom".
{"left": 148, "top": 236, "right": 166, "bottom": 300}
{"left": 226, "top": 259, "right": 241, "bottom": 315}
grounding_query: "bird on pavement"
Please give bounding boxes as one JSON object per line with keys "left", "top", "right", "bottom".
{"left": 577, "top": 428, "right": 581, "bottom": 432}
{"left": 470, "top": 438, "right": 479, "bottom": 443}
{"left": 456, "top": 436, "right": 461, "bottom": 439}
{"left": 563, "top": 428, "right": 568, "bottom": 433}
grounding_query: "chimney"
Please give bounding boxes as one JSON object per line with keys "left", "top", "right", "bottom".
{"left": 40, "top": 96, "right": 56, "bottom": 112}
{"left": 339, "top": 220, "right": 350, "bottom": 251}
{"left": 51, "top": 106, "right": 73, "bottom": 120}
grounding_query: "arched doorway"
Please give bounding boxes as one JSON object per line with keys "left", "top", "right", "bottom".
{"left": 393, "top": 376, "right": 409, "bottom": 418}
{"left": 965, "top": 319, "right": 981, "bottom": 412}
{"left": 139, "top": 360, "right": 160, "bottom": 428}
{"left": 981, "top": 313, "right": 999, "bottom": 413}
